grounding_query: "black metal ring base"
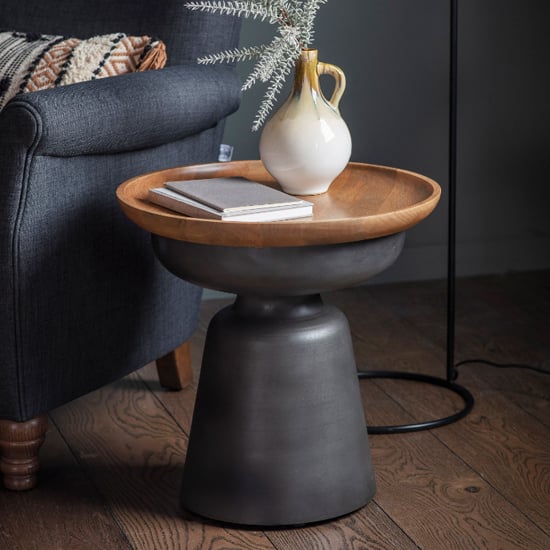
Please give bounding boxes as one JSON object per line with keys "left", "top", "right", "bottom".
{"left": 357, "top": 371, "right": 474, "bottom": 434}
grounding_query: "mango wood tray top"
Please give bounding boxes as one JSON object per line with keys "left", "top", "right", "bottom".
{"left": 116, "top": 160, "right": 441, "bottom": 247}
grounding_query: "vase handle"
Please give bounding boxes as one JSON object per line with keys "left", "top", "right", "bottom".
{"left": 317, "top": 62, "right": 347, "bottom": 110}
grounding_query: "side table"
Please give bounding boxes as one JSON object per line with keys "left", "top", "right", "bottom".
{"left": 117, "top": 160, "right": 441, "bottom": 526}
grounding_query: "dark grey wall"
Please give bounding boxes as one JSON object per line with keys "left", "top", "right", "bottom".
{"left": 223, "top": 0, "right": 550, "bottom": 283}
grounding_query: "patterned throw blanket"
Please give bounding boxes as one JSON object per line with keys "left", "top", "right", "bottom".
{"left": 0, "top": 31, "right": 166, "bottom": 110}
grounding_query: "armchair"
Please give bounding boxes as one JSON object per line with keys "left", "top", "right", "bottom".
{"left": 0, "top": 0, "right": 241, "bottom": 490}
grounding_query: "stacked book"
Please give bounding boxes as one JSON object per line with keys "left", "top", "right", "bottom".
{"left": 148, "top": 177, "right": 313, "bottom": 222}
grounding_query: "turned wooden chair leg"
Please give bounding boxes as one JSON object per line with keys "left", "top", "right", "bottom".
{"left": 0, "top": 415, "right": 48, "bottom": 491}
{"left": 156, "top": 340, "right": 193, "bottom": 390}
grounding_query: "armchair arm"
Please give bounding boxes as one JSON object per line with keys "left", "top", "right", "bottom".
{"left": 0, "top": 65, "right": 241, "bottom": 157}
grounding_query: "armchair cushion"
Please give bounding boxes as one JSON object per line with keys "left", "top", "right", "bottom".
{"left": 0, "top": 31, "right": 166, "bottom": 110}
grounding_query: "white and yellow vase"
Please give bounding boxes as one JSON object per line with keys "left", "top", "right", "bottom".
{"left": 259, "top": 48, "right": 352, "bottom": 196}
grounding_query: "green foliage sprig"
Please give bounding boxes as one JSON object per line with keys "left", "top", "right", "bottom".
{"left": 185, "top": 1, "right": 328, "bottom": 130}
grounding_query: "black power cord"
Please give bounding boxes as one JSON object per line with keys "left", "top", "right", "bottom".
{"left": 455, "top": 359, "right": 550, "bottom": 376}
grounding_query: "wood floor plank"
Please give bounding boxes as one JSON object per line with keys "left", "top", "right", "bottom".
{"left": 367, "top": 364, "right": 550, "bottom": 535}
{"left": 324, "top": 275, "right": 550, "bottom": 544}
{"left": 345, "top": 274, "right": 550, "bottom": 532}
{"left": 453, "top": 274, "right": 550, "bottom": 425}
{"left": 0, "top": 418, "right": 131, "bottom": 550}
{"left": 264, "top": 505, "right": 417, "bottom": 550}
{"left": 139, "top": 334, "right": 205, "bottom": 437}
{"left": 362, "top": 381, "right": 550, "bottom": 549}
{"left": 459, "top": 271, "right": 550, "bottom": 322}
{"left": 50, "top": 373, "right": 275, "bottom": 550}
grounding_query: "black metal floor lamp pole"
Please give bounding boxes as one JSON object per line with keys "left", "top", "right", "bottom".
{"left": 359, "top": 0, "right": 474, "bottom": 434}
{"left": 447, "top": 0, "right": 459, "bottom": 383}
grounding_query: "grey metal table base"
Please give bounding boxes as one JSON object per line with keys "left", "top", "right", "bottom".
{"left": 152, "top": 233, "right": 406, "bottom": 526}
{"left": 180, "top": 294, "right": 375, "bottom": 526}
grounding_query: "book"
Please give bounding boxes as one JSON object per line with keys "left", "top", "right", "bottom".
{"left": 165, "top": 178, "right": 307, "bottom": 212}
{"left": 148, "top": 177, "right": 313, "bottom": 222}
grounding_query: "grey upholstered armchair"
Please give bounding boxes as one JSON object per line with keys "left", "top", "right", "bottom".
{"left": 0, "top": 1, "right": 241, "bottom": 490}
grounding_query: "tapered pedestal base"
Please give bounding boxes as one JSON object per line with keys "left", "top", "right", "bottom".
{"left": 180, "top": 294, "right": 376, "bottom": 526}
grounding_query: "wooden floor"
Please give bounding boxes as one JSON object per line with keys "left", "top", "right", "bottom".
{"left": 1, "top": 271, "right": 549, "bottom": 549}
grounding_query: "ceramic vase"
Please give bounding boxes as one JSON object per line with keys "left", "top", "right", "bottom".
{"left": 259, "top": 48, "right": 352, "bottom": 196}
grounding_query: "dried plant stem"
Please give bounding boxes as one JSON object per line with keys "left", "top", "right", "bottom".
{"left": 185, "top": 0, "right": 328, "bottom": 129}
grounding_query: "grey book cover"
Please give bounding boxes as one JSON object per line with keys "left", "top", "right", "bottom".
{"left": 165, "top": 178, "right": 311, "bottom": 213}
{"left": 148, "top": 187, "right": 313, "bottom": 222}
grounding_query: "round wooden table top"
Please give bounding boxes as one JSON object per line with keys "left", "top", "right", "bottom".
{"left": 116, "top": 160, "right": 441, "bottom": 248}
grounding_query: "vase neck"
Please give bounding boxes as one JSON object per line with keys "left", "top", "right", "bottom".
{"left": 292, "top": 48, "right": 321, "bottom": 95}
